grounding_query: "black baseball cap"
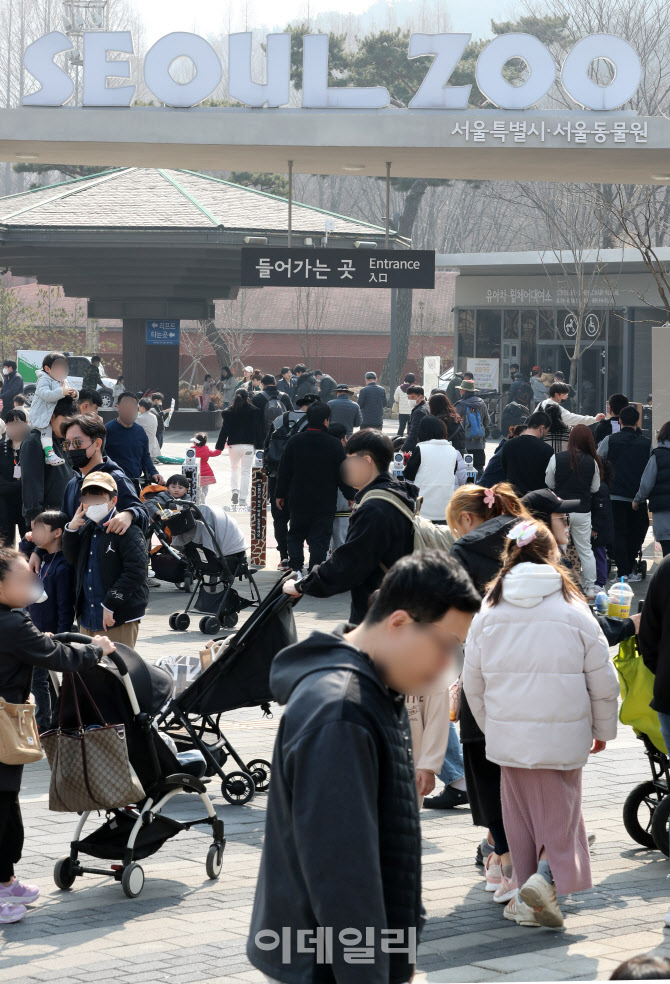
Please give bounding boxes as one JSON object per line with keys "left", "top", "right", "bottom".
{"left": 521, "top": 489, "right": 581, "bottom": 524}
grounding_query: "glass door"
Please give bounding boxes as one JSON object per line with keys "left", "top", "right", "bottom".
{"left": 578, "top": 345, "right": 607, "bottom": 416}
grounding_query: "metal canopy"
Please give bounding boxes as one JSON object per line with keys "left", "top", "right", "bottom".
{"left": 0, "top": 166, "right": 402, "bottom": 318}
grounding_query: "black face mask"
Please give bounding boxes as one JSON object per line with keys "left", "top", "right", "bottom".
{"left": 65, "top": 447, "right": 90, "bottom": 470}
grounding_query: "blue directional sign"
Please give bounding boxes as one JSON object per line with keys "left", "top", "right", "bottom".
{"left": 146, "top": 320, "right": 180, "bottom": 345}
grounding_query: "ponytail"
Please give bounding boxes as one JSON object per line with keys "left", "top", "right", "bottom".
{"left": 447, "top": 482, "right": 527, "bottom": 535}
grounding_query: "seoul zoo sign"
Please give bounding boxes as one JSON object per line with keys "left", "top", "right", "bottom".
{"left": 22, "top": 30, "right": 641, "bottom": 112}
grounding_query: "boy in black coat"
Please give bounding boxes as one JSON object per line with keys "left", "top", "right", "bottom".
{"left": 63, "top": 472, "right": 148, "bottom": 648}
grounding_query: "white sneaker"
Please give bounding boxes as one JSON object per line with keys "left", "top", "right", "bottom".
{"left": 0, "top": 902, "right": 27, "bottom": 924}
{"left": 484, "top": 853, "right": 502, "bottom": 892}
{"left": 628, "top": 572, "right": 642, "bottom": 583}
{"left": 44, "top": 449, "right": 65, "bottom": 466}
{"left": 519, "top": 873, "right": 565, "bottom": 928}
{"left": 494, "top": 873, "right": 519, "bottom": 903}
{"left": 503, "top": 896, "right": 540, "bottom": 927}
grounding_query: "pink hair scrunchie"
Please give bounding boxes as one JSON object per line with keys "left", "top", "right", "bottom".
{"left": 483, "top": 488, "right": 496, "bottom": 509}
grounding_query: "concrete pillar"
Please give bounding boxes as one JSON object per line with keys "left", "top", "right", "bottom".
{"left": 651, "top": 322, "right": 670, "bottom": 439}
{"left": 122, "top": 318, "right": 180, "bottom": 407}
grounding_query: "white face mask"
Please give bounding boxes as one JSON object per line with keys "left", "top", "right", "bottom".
{"left": 85, "top": 503, "right": 110, "bottom": 525}
{"left": 28, "top": 579, "right": 48, "bottom": 605}
{"left": 2, "top": 367, "right": 9, "bottom": 376}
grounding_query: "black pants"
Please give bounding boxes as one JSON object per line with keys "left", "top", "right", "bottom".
{"left": 661, "top": 541, "right": 670, "bottom": 558}
{"left": 467, "top": 448, "right": 486, "bottom": 479}
{"left": 268, "top": 476, "right": 289, "bottom": 561}
{"left": 612, "top": 500, "right": 649, "bottom": 576}
{"left": 0, "top": 791, "right": 23, "bottom": 882}
{"left": 0, "top": 489, "right": 26, "bottom": 547}
{"left": 396, "top": 414, "right": 410, "bottom": 437}
{"left": 288, "top": 513, "right": 334, "bottom": 572}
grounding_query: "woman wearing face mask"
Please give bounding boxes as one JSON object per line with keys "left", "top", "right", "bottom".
{"left": 427, "top": 485, "right": 530, "bottom": 904}
{"left": 0, "top": 547, "right": 114, "bottom": 924}
{"left": 0, "top": 410, "right": 29, "bottom": 545}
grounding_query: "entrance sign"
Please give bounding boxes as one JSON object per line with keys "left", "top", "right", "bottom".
{"left": 22, "top": 30, "right": 642, "bottom": 112}
{"left": 146, "top": 320, "right": 180, "bottom": 345}
{"left": 467, "top": 358, "right": 500, "bottom": 391}
{"left": 241, "top": 247, "right": 435, "bottom": 288}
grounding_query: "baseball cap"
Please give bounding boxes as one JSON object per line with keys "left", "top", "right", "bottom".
{"left": 521, "top": 489, "right": 580, "bottom": 524}
{"left": 244, "top": 365, "right": 254, "bottom": 373}
{"left": 80, "top": 472, "right": 118, "bottom": 495}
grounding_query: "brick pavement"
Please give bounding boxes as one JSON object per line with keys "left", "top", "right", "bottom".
{"left": 1, "top": 427, "right": 667, "bottom": 983}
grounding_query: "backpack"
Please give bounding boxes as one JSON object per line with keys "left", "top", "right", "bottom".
{"left": 260, "top": 391, "right": 285, "bottom": 433}
{"left": 358, "top": 489, "right": 453, "bottom": 570}
{"left": 463, "top": 403, "right": 485, "bottom": 441}
{"left": 264, "top": 413, "right": 308, "bottom": 477}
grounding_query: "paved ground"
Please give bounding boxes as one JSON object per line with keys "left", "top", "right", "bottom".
{"left": 1, "top": 426, "right": 667, "bottom": 983}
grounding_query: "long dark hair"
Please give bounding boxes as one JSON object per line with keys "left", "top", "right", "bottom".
{"left": 544, "top": 402, "right": 568, "bottom": 434}
{"left": 568, "top": 424, "right": 603, "bottom": 479}
{"left": 231, "top": 389, "right": 250, "bottom": 411}
{"left": 429, "top": 391, "right": 460, "bottom": 424}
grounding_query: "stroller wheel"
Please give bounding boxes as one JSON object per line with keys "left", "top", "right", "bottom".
{"left": 652, "top": 794, "right": 670, "bottom": 856}
{"left": 221, "top": 771, "right": 255, "bottom": 805}
{"left": 199, "top": 615, "right": 220, "bottom": 635}
{"left": 206, "top": 842, "right": 225, "bottom": 879}
{"left": 623, "top": 780, "right": 664, "bottom": 848}
{"left": 54, "top": 856, "right": 77, "bottom": 890}
{"left": 222, "top": 613, "right": 239, "bottom": 629}
{"left": 121, "top": 863, "right": 145, "bottom": 898}
{"left": 247, "top": 758, "right": 272, "bottom": 791}
{"left": 170, "top": 612, "right": 190, "bottom": 631}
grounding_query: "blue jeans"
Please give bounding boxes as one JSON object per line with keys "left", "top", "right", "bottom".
{"left": 31, "top": 667, "right": 52, "bottom": 731}
{"left": 438, "top": 721, "right": 465, "bottom": 785}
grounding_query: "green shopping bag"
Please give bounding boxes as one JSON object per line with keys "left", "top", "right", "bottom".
{"left": 613, "top": 637, "right": 668, "bottom": 755}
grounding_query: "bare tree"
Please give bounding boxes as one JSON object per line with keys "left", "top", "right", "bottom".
{"left": 208, "top": 292, "right": 256, "bottom": 373}
{"left": 293, "top": 285, "right": 330, "bottom": 365}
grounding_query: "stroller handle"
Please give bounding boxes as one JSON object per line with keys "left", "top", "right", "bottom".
{"left": 52, "top": 633, "right": 127, "bottom": 676}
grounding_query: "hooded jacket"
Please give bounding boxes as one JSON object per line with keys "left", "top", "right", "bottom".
{"left": 299, "top": 472, "right": 418, "bottom": 625}
{"left": 294, "top": 370, "right": 319, "bottom": 400}
{"left": 318, "top": 373, "right": 337, "bottom": 403}
{"left": 62, "top": 457, "right": 148, "bottom": 532}
{"left": 21, "top": 428, "right": 74, "bottom": 524}
{"left": 453, "top": 395, "right": 490, "bottom": 450}
{"left": 463, "top": 562, "right": 619, "bottom": 770}
{"left": 247, "top": 628, "right": 424, "bottom": 984}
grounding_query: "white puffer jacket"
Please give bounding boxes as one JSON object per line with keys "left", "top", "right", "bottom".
{"left": 462, "top": 562, "right": 619, "bottom": 771}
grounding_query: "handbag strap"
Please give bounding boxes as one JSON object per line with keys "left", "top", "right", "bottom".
{"left": 59, "top": 671, "right": 107, "bottom": 731}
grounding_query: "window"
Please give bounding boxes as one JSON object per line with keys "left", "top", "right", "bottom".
{"left": 520, "top": 310, "right": 537, "bottom": 373}
{"left": 456, "top": 309, "right": 474, "bottom": 368}
{"left": 539, "top": 309, "right": 555, "bottom": 339}
{"left": 503, "top": 309, "right": 519, "bottom": 339}
{"left": 475, "top": 310, "right": 501, "bottom": 358}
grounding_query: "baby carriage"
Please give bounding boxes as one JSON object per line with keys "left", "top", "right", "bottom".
{"left": 147, "top": 496, "right": 262, "bottom": 634}
{"left": 141, "top": 484, "right": 192, "bottom": 590}
{"left": 48, "top": 634, "right": 225, "bottom": 899}
{"left": 157, "top": 572, "right": 298, "bottom": 805}
{"left": 614, "top": 637, "right": 670, "bottom": 854}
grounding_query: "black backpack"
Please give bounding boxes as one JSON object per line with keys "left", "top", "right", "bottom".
{"left": 265, "top": 413, "right": 308, "bottom": 477}
{"left": 260, "top": 390, "right": 285, "bottom": 433}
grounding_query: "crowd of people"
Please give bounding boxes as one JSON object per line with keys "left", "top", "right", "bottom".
{"left": 2, "top": 350, "right": 670, "bottom": 984}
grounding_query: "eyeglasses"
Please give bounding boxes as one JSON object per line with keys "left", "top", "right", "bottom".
{"left": 62, "top": 438, "right": 94, "bottom": 451}
{"left": 553, "top": 514, "right": 570, "bottom": 526}
{"left": 412, "top": 620, "right": 463, "bottom": 659}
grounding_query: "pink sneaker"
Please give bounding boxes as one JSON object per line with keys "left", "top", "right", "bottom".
{"left": 0, "top": 878, "right": 40, "bottom": 905}
{"left": 0, "top": 902, "right": 26, "bottom": 924}
{"left": 494, "top": 872, "right": 518, "bottom": 903}
{"left": 484, "top": 853, "right": 502, "bottom": 892}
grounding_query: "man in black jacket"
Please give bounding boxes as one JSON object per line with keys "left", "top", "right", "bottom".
{"left": 599, "top": 404, "right": 651, "bottom": 581}
{"left": 248, "top": 552, "right": 481, "bottom": 984}
{"left": 0, "top": 410, "right": 29, "bottom": 544}
{"left": 402, "top": 385, "right": 430, "bottom": 453}
{"left": 284, "top": 429, "right": 420, "bottom": 624}
{"left": 276, "top": 403, "right": 355, "bottom": 573}
{"left": 63, "top": 471, "right": 148, "bottom": 648}
{"left": 252, "top": 373, "right": 293, "bottom": 431}
{"left": 293, "top": 364, "right": 319, "bottom": 400}
{"left": 357, "top": 371, "right": 387, "bottom": 430}
{"left": 315, "top": 369, "right": 337, "bottom": 403}
{"left": 0, "top": 360, "right": 23, "bottom": 419}
{"left": 500, "top": 411, "right": 552, "bottom": 495}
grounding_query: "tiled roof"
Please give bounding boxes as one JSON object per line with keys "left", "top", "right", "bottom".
{"left": 0, "top": 167, "right": 387, "bottom": 235}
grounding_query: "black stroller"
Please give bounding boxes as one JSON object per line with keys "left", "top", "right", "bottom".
{"left": 49, "top": 635, "right": 225, "bottom": 899}
{"left": 157, "top": 573, "right": 298, "bottom": 805}
{"left": 146, "top": 496, "right": 262, "bottom": 634}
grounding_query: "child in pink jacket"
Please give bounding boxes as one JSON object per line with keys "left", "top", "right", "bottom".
{"left": 192, "top": 433, "right": 222, "bottom": 499}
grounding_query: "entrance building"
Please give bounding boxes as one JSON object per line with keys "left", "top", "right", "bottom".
{"left": 442, "top": 248, "right": 668, "bottom": 412}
